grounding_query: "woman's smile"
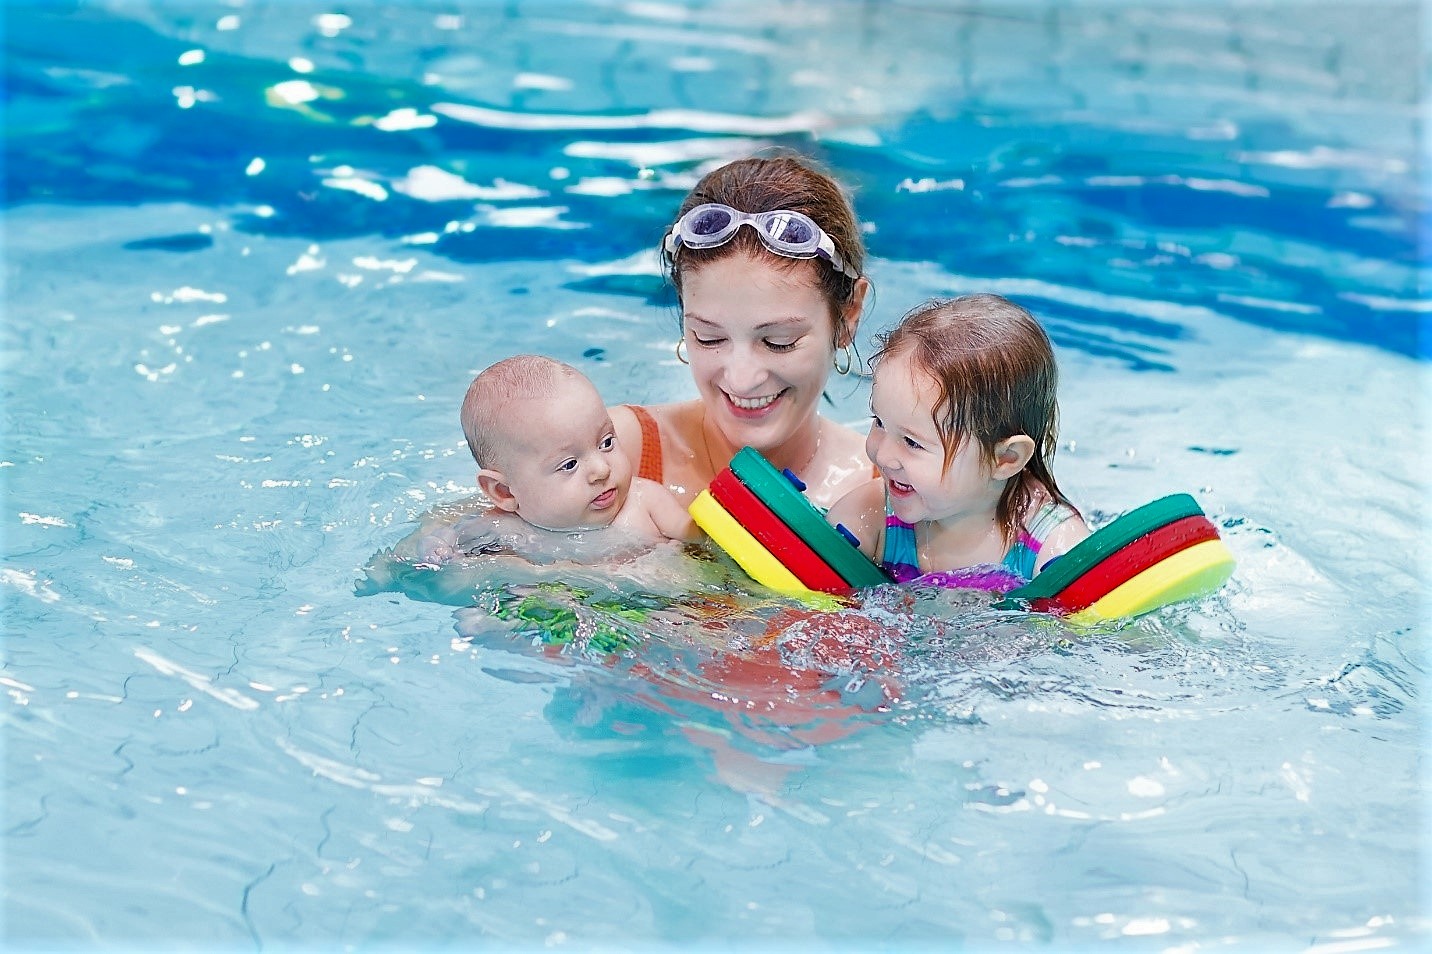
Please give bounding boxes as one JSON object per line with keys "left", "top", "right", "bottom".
{"left": 724, "top": 388, "right": 786, "bottom": 414}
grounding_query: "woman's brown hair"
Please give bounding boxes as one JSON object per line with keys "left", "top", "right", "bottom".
{"left": 662, "top": 153, "right": 865, "bottom": 346}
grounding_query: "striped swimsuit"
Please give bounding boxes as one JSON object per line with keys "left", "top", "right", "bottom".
{"left": 880, "top": 499, "right": 1078, "bottom": 590}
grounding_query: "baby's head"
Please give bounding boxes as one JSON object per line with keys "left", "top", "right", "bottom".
{"left": 872, "top": 294, "right": 1066, "bottom": 534}
{"left": 461, "top": 355, "right": 633, "bottom": 531}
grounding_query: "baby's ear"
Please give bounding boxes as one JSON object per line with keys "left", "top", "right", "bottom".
{"left": 991, "top": 435, "right": 1035, "bottom": 479}
{"left": 476, "top": 469, "right": 519, "bottom": 513}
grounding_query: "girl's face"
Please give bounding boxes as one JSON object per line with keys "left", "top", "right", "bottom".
{"left": 865, "top": 350, "right": 1000, "bottom": 526}
{"left": 679, "top": 251, "right": 846, "bottom": 455}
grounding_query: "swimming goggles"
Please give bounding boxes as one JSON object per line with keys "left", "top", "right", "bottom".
{"left": 663, "top": 203, "right": 859, "bottom": 279}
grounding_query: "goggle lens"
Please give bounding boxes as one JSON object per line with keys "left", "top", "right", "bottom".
{"left": 689, "top": 206, "right": 735, "bottom": 238}
{"left": 664, "top": 203, "right": 857, "bottom": 279}
{"left": 763, "top": 212, "right": 814, "bottom": 248}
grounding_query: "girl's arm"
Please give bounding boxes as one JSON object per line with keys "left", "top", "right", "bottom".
{"left": 1032, "top": 511, "right": 1092, "bottom": 575}
{"left": 822, "top": 477, "right": 886, "bottom": 560}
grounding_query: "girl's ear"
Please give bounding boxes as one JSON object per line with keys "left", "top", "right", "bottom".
{"left": 477, "top": 469, "right": 519, "bottom": 513}
{"left": 991, "top": 435, "right": 1035, "bottom": 479}
{"left": 836, "top": 277, "right": 870, "bottom": 348}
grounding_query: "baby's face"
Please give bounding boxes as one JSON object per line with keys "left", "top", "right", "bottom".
{"left": 496, "top": 375, "right": 633, "bottom": 531}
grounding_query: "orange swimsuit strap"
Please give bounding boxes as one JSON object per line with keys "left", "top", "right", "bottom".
{"left": 623, "top": 404, "right": 664, "bottom": 484}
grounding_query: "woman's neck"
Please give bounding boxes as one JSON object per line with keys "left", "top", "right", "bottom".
{"left": 702, "top": 411, "right": 823, "bottom": 480}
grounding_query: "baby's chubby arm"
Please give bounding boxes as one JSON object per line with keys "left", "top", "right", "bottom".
{"left": 822, "top": 477, "right": 886, "bottom": 560}
{"left": 631, "top": 477, "right": 702, "bottom": 543}
{"left": 416, "top": 511, "right": 513, "bottom": 564}
{"left": 415, "top": 524, "right": 463, "bottom": 564}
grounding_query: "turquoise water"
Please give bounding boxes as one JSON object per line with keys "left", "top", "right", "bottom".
{"left": 4, "top": 1, "right": 1427, "bottom": 949}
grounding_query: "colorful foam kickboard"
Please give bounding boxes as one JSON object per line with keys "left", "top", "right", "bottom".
{"left": 694, "top": 449, "right": 1234, "bottom": 621}
{"left": 1002, "top": 493, "right": 1236, "bottom": 622}
{"left": 690, "top": 447, "right": 891, "bottom": 597}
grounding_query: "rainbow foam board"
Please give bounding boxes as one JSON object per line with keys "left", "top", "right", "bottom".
{"left": 693, "top": 450, "right": 1234, "bottom": 621}
{"left": 1003, "top": 494, "right": 1235, "bottom": 621}
{"left": 690, "top": 447, "right": 890, "bottom": 596}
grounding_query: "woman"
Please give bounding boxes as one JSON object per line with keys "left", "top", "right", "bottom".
{"left": 611, "top": 154, "right": 874, "bottom": 509}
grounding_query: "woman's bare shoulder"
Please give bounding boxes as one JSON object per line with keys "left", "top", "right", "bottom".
{"left": 609, "top": 400, "right": 700, "bottom": 436}
{"left": 609, "top": 400, "right": 707, "bottom": 503}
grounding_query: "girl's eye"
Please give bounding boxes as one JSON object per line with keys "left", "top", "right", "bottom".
{"left": 557, "top": 458, "right": 578, "bottom": 473}
{"left": 599, "top": 434, "right": 615, "bottom": 452}
{"left": 693, "top": 335, "right": 723, "bottom": 347}
{"left": 764, "top": 338, "right": 798, "bottom": 353}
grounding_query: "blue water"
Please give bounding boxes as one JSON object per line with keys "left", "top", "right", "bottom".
{"left": 4, "top": 1, "right": 1427, "bottom": 950}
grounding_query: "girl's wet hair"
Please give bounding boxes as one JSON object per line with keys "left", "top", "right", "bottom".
{"left": 662, "top": 152, "right": 865, "bottom": 347}
{"left": 872, "top": 294, "right": 1077, "bottom": 543}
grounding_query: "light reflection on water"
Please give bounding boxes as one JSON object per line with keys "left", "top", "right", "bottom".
{"left": 2, "top": 0, "right": 1426, "bottom": 949}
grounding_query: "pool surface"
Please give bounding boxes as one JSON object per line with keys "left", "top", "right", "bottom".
{"left": 4, "top": 1, "right": 1428, "bottom": 949}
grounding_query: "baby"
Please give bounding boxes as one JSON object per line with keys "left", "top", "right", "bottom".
{"left": 418, "top": 355, "right": 697, "bottom": 564}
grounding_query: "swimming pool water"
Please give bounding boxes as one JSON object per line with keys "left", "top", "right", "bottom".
{"left": 4, "top": 1, "right": 1427, "bottom": 949}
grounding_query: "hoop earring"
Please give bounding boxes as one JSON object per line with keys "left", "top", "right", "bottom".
{"left": 675, "top": 338, "right": 689, "bottom": 365}
{"left": 834, "top": 344, "right": 853, "bottom": 375}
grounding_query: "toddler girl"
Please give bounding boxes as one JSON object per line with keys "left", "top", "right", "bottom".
{"left": 825, "top": 295, "right": 1089, "bottom": 589}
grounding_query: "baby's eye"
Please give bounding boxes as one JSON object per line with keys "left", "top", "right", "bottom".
{"left": 599, "top": 433, "right": 616, "bottom": 452}
{"left": 557, "top": 458, "right": 579, "bottom": 473}
{"left": 870, "top": 415, "right": 884, "bottom": 430}
{"left": 902, "top": 435, "right": 924, "bottom": 451}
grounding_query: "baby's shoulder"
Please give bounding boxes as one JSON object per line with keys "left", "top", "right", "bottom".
{"left": 617, "top": 477, "right": 682, "bottom": 530}
{"left": 630, "top": 474, "right": 675, "bottom": 498}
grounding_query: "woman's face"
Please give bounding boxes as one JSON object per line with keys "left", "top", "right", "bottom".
{"left": 679, "top": 252, "right": 843, "bottom": 455}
